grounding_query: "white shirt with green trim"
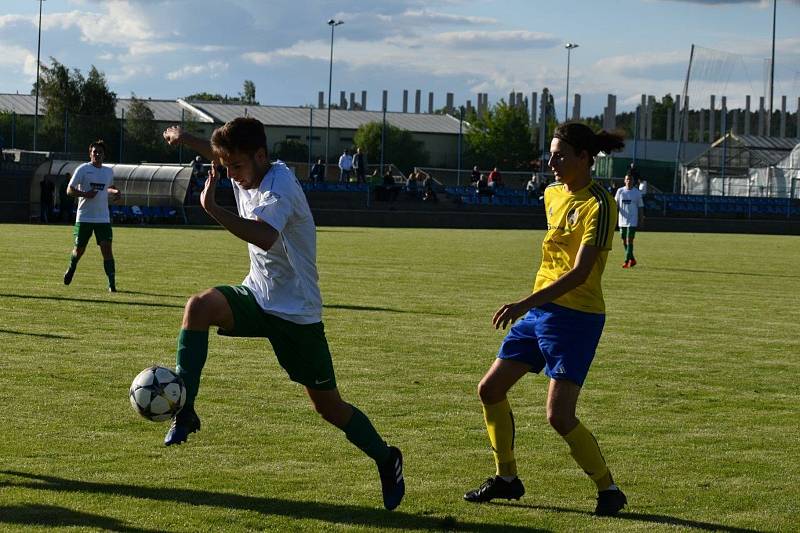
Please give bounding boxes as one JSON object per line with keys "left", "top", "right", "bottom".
{"left": 69, "top": 163, "right": 114, "bottom": 223}
{"left": 232, "top": 160, "right": 322, "bottom": 325}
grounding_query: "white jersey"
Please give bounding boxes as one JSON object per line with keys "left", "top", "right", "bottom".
{"left": 232, "top": 160, "right": 322, "bottom": 325}
{"left": 69, "top": 163, "right": 114, "bottom": 223}
{"left": 615, "top": 186, "right": 644, "bottom": 227}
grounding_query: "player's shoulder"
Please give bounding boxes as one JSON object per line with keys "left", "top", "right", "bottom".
{"left": 588, "top": 181, "right": 614, "bottom": 204}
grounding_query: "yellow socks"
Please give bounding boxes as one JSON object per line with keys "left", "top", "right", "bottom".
{"left": 483, "top": 398, "right": 517, "bottom": 477}
{"left": 563, "top": 422, "right": 613, "bottom": 491}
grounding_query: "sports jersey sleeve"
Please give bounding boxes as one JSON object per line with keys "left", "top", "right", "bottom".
{"left": 251, "top": 185, "right": 293, "bottom": 232}
{"left": 580, "top": 196, "right": 615, "bottom": 250}
{"left": 68, "top": 165, "right": 85, "bottom": 190}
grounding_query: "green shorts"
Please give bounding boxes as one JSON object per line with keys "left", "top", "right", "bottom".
{"left": 73, "top": 222, "right": 113, "bottom": 247}
{"left": 215, "top": 285, "right": 337, "bottom": 391}
{"left": 620, "top": 226, "right": 637, "bottom": 240}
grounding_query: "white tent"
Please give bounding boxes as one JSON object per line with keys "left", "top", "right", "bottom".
{"left": 749, "top": 143, "right": 800, "bottom": 199}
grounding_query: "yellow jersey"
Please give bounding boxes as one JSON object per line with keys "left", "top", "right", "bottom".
{"left": 534, "top": 180, "right": 617, "bottom": 314}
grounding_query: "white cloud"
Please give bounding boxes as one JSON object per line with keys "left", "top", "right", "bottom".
{"left": 433, "top": 30, "right": 559, "bottom": 49}
{"left": 166, "top": 60, "right": 229, "bottom": 80}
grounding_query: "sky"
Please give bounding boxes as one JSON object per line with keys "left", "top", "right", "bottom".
{"left": 1, "top": 0, "right": 799, "bottom": 119}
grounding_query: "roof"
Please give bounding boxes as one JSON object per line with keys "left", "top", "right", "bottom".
{"left": 688, "top": 133, "right": 800, "bottom": 168}
{"left": 608, "top": 139, "right": 709, "bottom": 163}
{"left": 0, "top": 93, "right": 210, "bottom": 123}
{"left": 184, "top": 101, "right": 464, "bottom": 134}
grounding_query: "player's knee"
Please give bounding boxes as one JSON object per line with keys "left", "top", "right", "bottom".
{"left": 546, "top": 411, "right": 576, "bottom": 435}
{"left": 313, "top": 400, "right": 347, "bottom": 426}
{"left": 477, "top": 378, "right": 501, "bottom": 405}
{"left": 183, "top": 292, "right": 216, "bottom": 326}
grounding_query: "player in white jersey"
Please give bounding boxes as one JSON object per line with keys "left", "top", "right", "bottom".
{"left": 614, "top": 173, "right": 645, "bottom": 268}
{"left": 63, "top": 140, "right": 121, "bottom": 291}
{"left": 161, "top": 118, "right": 404, "bottom": 510}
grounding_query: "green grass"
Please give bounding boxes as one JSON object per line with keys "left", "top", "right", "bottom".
{"left": 1, "top": 224, "right": 798, "bottom": 532}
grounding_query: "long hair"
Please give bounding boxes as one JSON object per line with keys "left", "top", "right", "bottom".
{"left": 553, "top": 122, "right": 624, "bottom": 165}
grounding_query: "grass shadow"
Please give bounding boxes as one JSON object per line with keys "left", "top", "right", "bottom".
{"left": 494, "top": 502, "right": 762, "bottom": 532}
{"left": 324, "top": 303, "right": 454, "bottom": 316}
{"left": 115, "top": 290, "right": 185, "bottom": 299}
{"left": 647, "top": 266, "right": 800, "bottom": 280}
{"left": 0, "top": 293, "right": 183, "bottom": 309}
{"left": 0, "top": 328, "right": 73, "bottom": 339}
{"left": 0, "top": 503, "right": 161, "bottom": 533}
{"left": 1, "top": 470, "right": 548, "bottom": 532}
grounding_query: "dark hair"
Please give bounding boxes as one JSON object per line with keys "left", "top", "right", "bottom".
{"left": 553, "top": 122, "right": 624, "bottom": 164}
{"left": 211, "top": 117, "right": 268, "bottom": 158}
{"left": 89, "top": 139, "right": 107, "bottom": 153}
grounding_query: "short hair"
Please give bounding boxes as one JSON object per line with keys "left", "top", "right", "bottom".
{"left": 553, "top": 122, "right": 624, "bottom": 164}
{"left": 89, "top": 140, "right": 107, "bottom": 153}
{"left": 210, "top": 117, "right": 268, "bottom": 159}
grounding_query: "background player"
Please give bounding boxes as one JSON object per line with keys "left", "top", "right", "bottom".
{"left": 63, "top": 140, "right": 120, "bottom": 292}
{"left": 463, "top": 122, "right": 628, "bottom": 516}
{"left": 161, "top": 118, "right": 405, "bottom": 511}
{"left": 614, "top": 172, "right": 645, "bottom": 268}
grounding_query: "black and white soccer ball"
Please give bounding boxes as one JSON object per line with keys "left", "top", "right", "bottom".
{"left": 129, "top": 366, "right": 186, "bottom": 422}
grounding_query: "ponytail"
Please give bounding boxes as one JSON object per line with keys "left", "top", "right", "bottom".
{"left": 553, "top": 122, "right": 625, "bottom": 164}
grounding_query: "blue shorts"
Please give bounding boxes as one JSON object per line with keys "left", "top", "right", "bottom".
{"left": 497, "top": 303, "right": 605, "bottom": 387}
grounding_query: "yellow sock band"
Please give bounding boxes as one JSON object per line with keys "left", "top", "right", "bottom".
{"left": 483, "top": 398, "right": 517, "bottom": 477}
{"left": 563, "top": 422, "right": 612, "bottom": 490}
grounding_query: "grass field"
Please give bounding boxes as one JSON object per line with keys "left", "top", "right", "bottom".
{"left": 1, "top": 223, "right": 798, "bottom": 532}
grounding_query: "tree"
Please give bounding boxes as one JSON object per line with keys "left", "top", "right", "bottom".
{"left": 242, "top": 80, "right": 257, "bottom": 105}
{"left": 465, "top": 100, "right": 534, "bottom": 170}
{"left": 35, "top": 58, "right": 118, "bottom": 155}
{"left": 124, "top": 95, "right": 167, "bottom": 163}
{"left": 353, "top": 122, "right": 429, "bottom": 174}
{"left": 272, "top": 139, "right": 308, "bottom": 162}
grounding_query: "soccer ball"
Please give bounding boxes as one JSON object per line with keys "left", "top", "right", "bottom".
{"left": 129, "top": 366, "right": 186, "bottom": 422}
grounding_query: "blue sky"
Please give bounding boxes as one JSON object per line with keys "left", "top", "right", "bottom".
{"left": 1, "top": 0, "right": 798, "bottom": 118}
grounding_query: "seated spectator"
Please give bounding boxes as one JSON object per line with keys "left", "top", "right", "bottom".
{"left": 405, "top": 170, "right": 419, "bottom": 198}
{"left": 526, "top": 175, "right": 537, "bottom": 200}
{"left": 488, "top": 167, "right": 503, "bottom": 189}
{"left": 379, "top": 169, "right": 400, "bottom": 201}
{"left": 476, "top": 173, "right": 492, "bottom": 197}
{"left": 309, "top": 158, "right": 325, "bottom": 183}
{"left": 470, "top": 165, "right": 481, "bottom": 185}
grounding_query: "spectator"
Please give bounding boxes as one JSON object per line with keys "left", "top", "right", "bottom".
{"left": 309, "top": 158, "right": 326, "bottom": 183}
{"left": 488, "top": 167, "right": 503, "bottom": 189}
{"left": 638, "top": 179, "right": 648, "bottom": 195}
{"left": 470, "top": 165, "right": 481, "bottom": 185}
{"left": 353, "top": 147, "right": 367, "bottom": 184}
{"left": 476, "top": 173, "right": 492, "bottom": 198}
{"left": 405, "top": 169, "right": 419, "bottom": 198}
{"left": 338, "top": 149, "right": 353, "bottom": 183}
{"left": 40, "top": 176, "right": 55, "bottom": 223}
{"left": 421, "top": 170, "right": 437, "bottom": 203}
{"left": 379, "top": 169, "right": 400, "bottom": 201}
{"left": 525, "top": 175, "right": 537, "bottom": 201}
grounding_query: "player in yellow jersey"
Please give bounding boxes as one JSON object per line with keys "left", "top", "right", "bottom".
{"left": 464, "top": 122, "right": 628, "bottom": 516}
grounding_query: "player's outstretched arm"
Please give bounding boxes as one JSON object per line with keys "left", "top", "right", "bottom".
{"left": 163, "top": 126, "right": 214, "bottom": 162}
{"left": 200, "top": 165, "right": 279, "bottom": 251}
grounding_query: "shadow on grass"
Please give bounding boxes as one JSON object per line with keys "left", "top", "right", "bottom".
{"left": 115, "top": 290, "right": 185, "bottom": 299}
{"left": 1, "top": 471, "right": 547, "bottom": 532}
{"left": 494, "top": 501, "right": 761, "bottom": 532}
{"left": 324, "top": 303, "right": 453, "bottom": 316}
{"left": 647, "top": 266, "right": 800, "bottom": 280}
{"left": 0, "top": 328, "right": 73, "bottom": 339}
{"left": 0, "top": 503, "right": 161, "bottom": 533}
{"left": 0, "top": 293, "right": 184, "bottom": 309}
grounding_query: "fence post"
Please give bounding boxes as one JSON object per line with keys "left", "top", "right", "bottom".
{"left": 119, "top": 108, "right": 125, "bottom": 163}
{"left": 64, "top": 109, "right": 69, "bottom": 153}
{"left": 457, "top": 106, "right": 464, "bottom": 186}
{"left": 179, "top": 108, "right": 185, "bottom": 164}
{"left": 11, "top": 112, "right": 16, "bottom": 148}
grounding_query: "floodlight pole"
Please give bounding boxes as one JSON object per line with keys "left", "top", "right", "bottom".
{"left": 564, "top": 43, "right": 578, "bottom": 122}
{"left": 767, "top": 0, "right": 776, "bottom": 136}
{"left": 325, "top": 19, "right": 343, "bottom": 172}
{"left": 33, "top": 0, "right": 45, "bottom": 151}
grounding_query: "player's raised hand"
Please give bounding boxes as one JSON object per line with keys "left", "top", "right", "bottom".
{"left": 200, "top": 162, "right": 219, "bottom": 212}
{"left": 162, "top": 125, "right": 184, "bottom": 146}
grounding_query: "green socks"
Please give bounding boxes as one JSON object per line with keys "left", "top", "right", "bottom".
{"left": 176, "top": 329, "right": 209, "bottom": 409}
{"left": 343, "top": 406, "right": 391, "bottom": 464}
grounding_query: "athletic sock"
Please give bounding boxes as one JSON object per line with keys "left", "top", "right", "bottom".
{"left": 483, "top": 398, "right": 517, "bottom": 477}
{"left": 175, "top": 329, "right": 209, "bottom": 410}
{"left": 627, "top": 242, "right": 635, "bottom": 262}
{"left": 343, "top": 406, "right": 390, "bottom": 464}
{"left": 103, "top": 259, "right": 115, "bottom": 286}
{"left": 562, "top": 422, "right": 612, "bottom": 491}
{"left": 68, "top": 254, "right": 79, "bottom": 272}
